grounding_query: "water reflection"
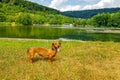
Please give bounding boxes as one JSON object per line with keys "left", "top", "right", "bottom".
{"left": 0, "top": 26, "right": 120, "bottom": 42}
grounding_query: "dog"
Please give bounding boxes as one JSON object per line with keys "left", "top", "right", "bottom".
{"left": 27, "top": 42, "right": 61, "bottom": 63}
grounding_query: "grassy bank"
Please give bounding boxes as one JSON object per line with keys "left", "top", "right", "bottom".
{"left": 0, "top": 40, "right": 120, "bottom": 80}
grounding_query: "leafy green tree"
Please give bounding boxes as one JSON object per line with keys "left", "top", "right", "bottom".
{"left": 1, "top": 0, "right": 24, "bottom": 4}
{"left": 86, "top": 19, "right": 92, "bottom": 25}
{"left": 2, "top": 0, "right": 10, "bottom": 3}
{"left": 0, "top": 2, "right": 2, "bottom": 8}
{"left": 10, "top": 0, "right": 24, "bottom": 5}
{"left": 16, "top": 13, "right": 32, "bottom": 25}
{"left": 61, "top": 8, "right": 120, "bottom": 19}
{"left": 0, "top": 13, "right": 6, "bottom": 22}
{"left": 91, "top": 13, "right": 110, "bottom": 27}
{"left": 108, "top": 12, "right": 120, "bottom": 27}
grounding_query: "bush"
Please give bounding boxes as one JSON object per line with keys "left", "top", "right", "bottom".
{"left": 0, "top": 2, "right": 3, "bottom": 8}
{"left": 108, "top": 12, "right": 120, "bottom": 27}
{"left": 2, "top": 0, "right": 10, "bottom": 3}
{"left": 16, "top": 13, "right": 32, "bottom": 25}
{"left": 0, "top": 13, "right": 6, "bottom": 22}
{"left": 91, "top": 13, "right": 110, "bottom": 27}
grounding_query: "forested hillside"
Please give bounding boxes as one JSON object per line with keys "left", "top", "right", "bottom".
{"left": 0, "top": 0, "right": 120, "bottom": 28}
{"left": 0, "top": 0, "right": 59, "bottom": 13}
{"left": 0, "top": 0, "right": 75, "bottom": 26}
{"left": 61, "top": 8, "right": 120, "bottom": 19}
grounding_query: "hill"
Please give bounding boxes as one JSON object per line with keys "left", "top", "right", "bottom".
{"left": 0, "top": 0, "right": 59, "bottom": 14}
{"left": 0, "top": 0, "right": 120, "bottom": 28}
{"left": 61, "top": 8, "right": 120, "bottom": 19}
{"left": 0, "top": 0, "right": 75, "bottom": 26}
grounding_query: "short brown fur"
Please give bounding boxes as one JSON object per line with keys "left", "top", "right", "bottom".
{"left": 27, "top": 42, "right": 61, "bottom": 63}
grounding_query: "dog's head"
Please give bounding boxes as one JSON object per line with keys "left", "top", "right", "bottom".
{"left": 52, "top": 42, "right": 61, "bottom": 52}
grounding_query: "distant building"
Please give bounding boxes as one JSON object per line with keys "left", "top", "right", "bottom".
{"left": 63, "top": 23, "right": 73, "bottom": 27}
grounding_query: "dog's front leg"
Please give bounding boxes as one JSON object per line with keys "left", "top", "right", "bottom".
{"left": 50, "top": 57, "right": 53, "bottom": 63}
{"left": 49, "top": 55, "right": 53, "bottom": 63}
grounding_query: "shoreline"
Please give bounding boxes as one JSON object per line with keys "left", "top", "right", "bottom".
{"left": 0, "top": 38, "right": 83, "bottom": 42}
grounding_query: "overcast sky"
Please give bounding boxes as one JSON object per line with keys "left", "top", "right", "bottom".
{"left": 28, "top": 0, "right": 120, "bottom": 11}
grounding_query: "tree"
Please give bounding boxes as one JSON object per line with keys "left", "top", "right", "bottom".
{"left": 10, "top": 0, "right": 24, "bottom": 5}
{"left": 0, "top": 13, "right": 6, "bottom": 22}
{"left": 16, "top": 13, "right": 32, "bottom": 25}
{"left": 0, "top": 2, "right": 2, "bottom": 8}
{"left": 108, "top": 12, "right": 120, "bottom": 27}
{"left": 2, "top": 0, "right": 10, "bottom": 3}
{"left": 91, "top": 13, "right": 110, "bottom": 27}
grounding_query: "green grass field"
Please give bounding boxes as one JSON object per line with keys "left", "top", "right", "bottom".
{"left": 0, "top": 39, "right": 120, "bottom": 80}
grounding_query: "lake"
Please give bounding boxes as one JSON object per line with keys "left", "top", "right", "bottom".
{"left": 0, "top": 26, "right": 120, "bottom": 42}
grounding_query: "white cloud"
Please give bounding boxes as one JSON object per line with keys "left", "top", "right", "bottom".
{"left": 49, "top": 0, "right": 120, "bottom": 11}
{"left": 49, "top": 0, "right": 81, "bottom": 11}
{"left": 83, "top": 0, "right": 120, "bottom": 10}
{"left": 60, "top": 5, "right": 81, "bottom": 11}
{"left": 49, "top": 0, "right": 68, "bottom": 9}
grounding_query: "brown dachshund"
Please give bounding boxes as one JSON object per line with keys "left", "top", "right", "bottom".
{"left": 27, "top": 42, "right": 61, "bottom": 63}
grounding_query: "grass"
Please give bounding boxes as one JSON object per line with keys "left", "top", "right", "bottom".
{"left": 0, "top": 39, "right": 120, "bottom": 80}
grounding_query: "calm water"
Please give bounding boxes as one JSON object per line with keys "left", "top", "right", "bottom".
{"left": 0, "top": 26, "right": 120, "bottom": 42}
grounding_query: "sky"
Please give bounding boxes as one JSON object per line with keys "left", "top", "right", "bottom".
{"left": 28, "top": 0, "right": 120, "bottom": 11}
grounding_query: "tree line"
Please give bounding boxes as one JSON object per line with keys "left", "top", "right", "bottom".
{"left": 0, "top": 0, "right": 120, "bottom": 27}
{"left": 75, "top": 12, "right": 120, "bottom": 27}
{"left": 61, "top": 8, "right": 120, "bottom": 19}
{"left": 0, "top": 0, "right": 59, "bottom": 14}
{"left": 0, "top": 2, "right": 73, "bottom": 25}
